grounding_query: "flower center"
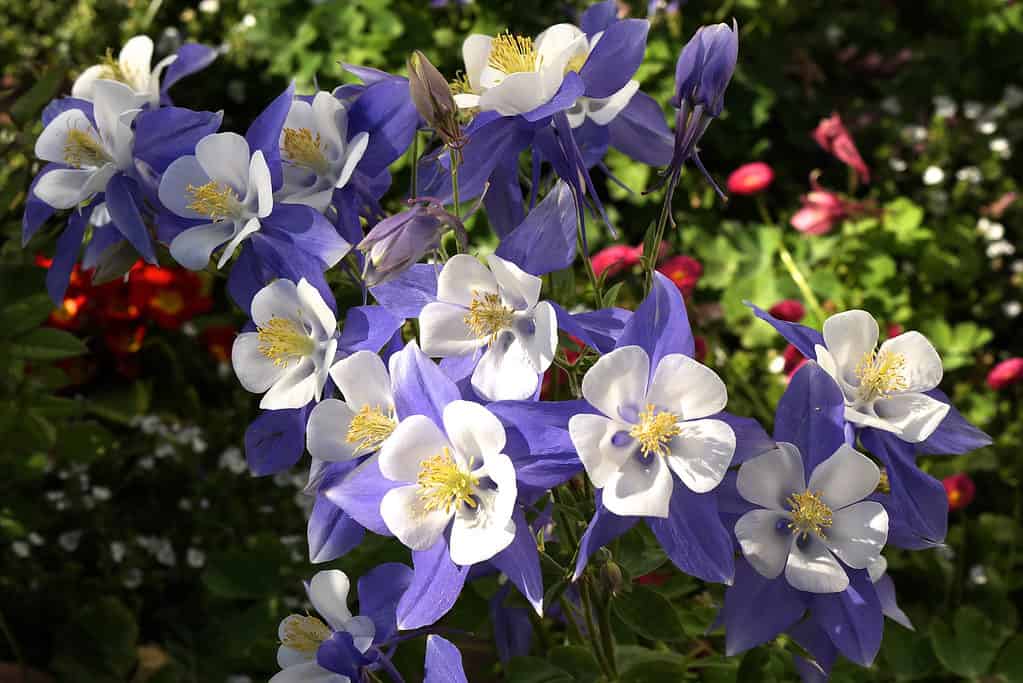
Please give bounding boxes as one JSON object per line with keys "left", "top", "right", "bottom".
{"left": 282, "top": 127, "right": 330, "bottom": 175}
{"left": 464, "top": 291, "right": 514, "bottom": 342}
{"left": 876, "top": 468, "right": 890, "bottom": 494}
{"left": 854, "top": 349, "right": 908, "bottom": 401}
{"left": 488, "top": 33, "right": 538, "bottom": 74}
{"left": 100, "top": 47, "right": 147, "bottom": 91}
{"left": 280, "top": 614, "right": 331, "bottom": 653}
{"left": 151, "top": 290, "right": 185, "bottom": 315}
{"left": 257, "top": 317, "right": 314, "bottom": 368}
{"left": 186, "top": 181, "right": 241, "bottom": 221}
{"left": 63, "top": 128, "right": 110, "bottom": 169}
{"left": 416, "top": 447, "right": 479, "bottom": 514}
{"left": 629, "top": 404, "right": 681, "bottom": 458}
{"left": 786, "top": 490, "right": 833, "bottom": 540}
{"left": 449, "top": 71, "right": 474, "bottom": 95}
{"left": 565, "top": 53, "right": 587, "bottom": 74}
{"left": 346, "top": 405, "right": 397, "bottom": 453}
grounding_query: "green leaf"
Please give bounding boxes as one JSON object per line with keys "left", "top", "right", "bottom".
{"left": 51, "top": 597, "right": 139, "bottom": 680}
{"left": 11, "top": 65, "right": 66, "bottom": 125}
{"left": 617, "top": 646, "right": 689, "bottom": 683}
{"left": 505, "top": 656, "right": 574, "bottom": 683}
{"left": 993, "top": 635, "right": 1023, "bottom": 683}
{"left": 0, "top": 293, "right": 56, "bottom": 338}
{"left": 929, "top": 606, "right": 1007, "bottom": 677}
{"left": 9, "top": 327, "right": 88, "bottom": 360}
{"left": 880, "top": 621, "right": 939, "bottom": 679}
{"left": 548, "top": 646, "right": 600, "bottom": 682}
{"left": 612, "top": 584, "right": 684, "bottom": 641}
{"left": 203, "top": 549, "right": 282, "bottom": 600}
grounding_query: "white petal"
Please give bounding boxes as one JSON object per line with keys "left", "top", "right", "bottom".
{"left": 807, "top": 443, "right": 880, "bottom": 511}
{"left": 308, "top": 569, "right": 353, "bottom": 631}
{"left": 328, "top": 351, "right": 393, "bottom": 412}
{"left": 814, "top": 346, "right": 855, "bottom": 400}
{"left": 586, "top": 80, "right": 639, "bottom": 126}
{"left": 216, "top": 217, "right": 261, "bottom": 268}
{"left": 249, "top": 150, "right": 275, "bottom": 218}
{"left": 867, "top": 555, "right": 888, "bottom": 583}
{"left": 737, "top": 442, "right": 805, "bottom": 510}
{"left": 480, "top": 451, "right": 518, "bottom": 524}
{"left": 479, "top": 71, "right": 550, "bottom": 116}
{"left": 487, "top": 253, "right": 541, "bottom": 310}
{"left": 825, "top": 501, "right": 888, "bottom": 569}
{"left": 36, "top": 109, "right": 96, "bottom": 163}
{"left": 276, "top": 643, "right": 312, "bottom": 669}
{"left": 580, "top": 345, "right": 650, "bottom": 422}
{"left": 196, "top": 132, "right": 251, "bottom": 193}
{"left": 378, "top": 415, "right": 452, "bottom": 483}
{"left": 283, "top": 99, "right": 316, "bottom": 133}
{"left": 470, "top": 332, "right": 540, "bottom": 401}
{"left": 169, "top": 221, "right": 235, "bottom": 270}
{"left": 306, "top": 398, "right": 359, "bottom": 462}
{"left": 335, "top": 131, "right": 369, "bottom": 190}
{"left": 311, "top": 91, "right": 346, "bottom": 153}
{"left": 269, "top": 661, "right": 346, "bottom": 683}
{"left": 822, "top": 310, "right": 879, "bottom": 383}
{"left": 873, "top": 392, "right": 950, "bottom": 443}
{"left": 33, "top": 168, "right": 97, "bottom": 209}
{"left": 260, "top": 358, "right": 318, "bottom": 410}
{"left": 663, "top": 418, "right": 735, "bottom": 493}
{"left": 568, "top": 413, "right": 637, "bottom": 488}
{"left": 437, "top": 254, "right": 499, "bottom": 307}
{"left": 232, "top": 331, "right": 286, "bottom": 393}
{"left": 159, "top": 155, "right": 213, "bottom": 220}
{"left": 380, "top": 484, "right": 452, "bottom": 551}
{"left": 250, "top": 278, "right": 301, "bottom": 324}
{"left": 602, "top": 452, "right": 673, "bottom": 518}
{"left": 646, "top": 353, "right": 728, "bottom": 420}
{"left": 534, "top": 23, "right": 586, "bottom": 64}
{"left": 71, "top": 65, "right": 107, "bottom": 100}
{"left": 118, "top": 36, "right": 154, "bottom": 77}
{"left": 92, "top": 80, "right": 145, "bottom": 144}
{"left": 442, "top": 400, "right": 506, "bottom": 463}
{"left": 419, "top": 301, "right": 484, "bottom": 357}
{"left": 344, "top": 615, "right": 376, "bottom": 654}
{"left": 785, "top": 536, "right": 849, "bottom": 594}
{"left": 843, "top": 404, "right": 899, "bottom": 434}
{"left": 735, "top": 509, "right": 791, "bottom": 579}
{"left": 297, "top": 278, "right": 337, "bottom": 340}
{"left": 454, "top": 93, "right": 481, "bottom": 109}
{"left": 879, "top": 331, "right": 943, "bottom": 392}
{"left": 462, "top": 34, "right": 493, "bottom": 91}
{"left": 449, "top": 491, "right": 517, "bottom": 565}
{"left": 512, "top": 301, "right": 558, "bottom": 374}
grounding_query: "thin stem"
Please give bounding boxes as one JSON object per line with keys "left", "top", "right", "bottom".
{"left": 579, "top": 580, "right": 616, "bottom": 681}
{"left": 756, "top": 196, "right": 826, "bottom": 323}
{"left": 596, "top": 592, "right": 619, "bottom": 679}
{"left": 449, "top": 148, "right": 461, "bottom": 219}
{"left": 0, "top": 607, "right": 23, "bottom": 672}
{"left": 577, "top": 222, "right": 603, "bottom": 309}
{"left": 643, "top": 172, "right": 679, "bottom": 292}
{"left": 409, "top": 131, "right": 420, "bottom": 199}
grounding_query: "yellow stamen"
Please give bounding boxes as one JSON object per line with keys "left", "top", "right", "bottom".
{"left": 99, "top": 47, "right": 147, "bottom": 90}
{"left": 463, "top": 291, "right": 514, "bottom": 342}
{"left": 186, "top": 181, "right": 240, "bottom": 221}
{"left": 855, "top": 350, "right": 908, "bottom": 401}
{"left": 63, "top": 128, "right": 110, "bottom": 168}
{"left": 449, "top": 71, "right": 474, "bottom": 96}
{"left": 629, "top": 404, "right": 681, "bottom": 458}
{"left": 416, "top": 447, "right": 479, "bottom": 514}
{"left": 488, "top": 33, "right": 538, "bottom": 74}
{"left": 257, "top": 316, "right": 314, "bottom": 367}
{"left": 565, "top": 53, "right": 587, "bottom": 74}
{"left": 786, "top": 490, "right": 833, "bottom": 540}
{"left": 346, "top": 405, "right": 396, "bottom": 453}
{"left": 876, "top": 468, "right": 890, "bottom": 495}
{"left": 279, "top": 614, "right": 331, "bottom": 653}
{"left": 282, "top": 127, "right": 329, "bottom": 175}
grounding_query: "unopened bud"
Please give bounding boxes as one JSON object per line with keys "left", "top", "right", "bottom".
{"left": 358, "top": 199, "right": 466, "bottom": 287}
{"left": 601, "top": 561, "right": 625, "bottom": 596}
{"left": 408, "top": 50, "right": 464, "bottom": 149}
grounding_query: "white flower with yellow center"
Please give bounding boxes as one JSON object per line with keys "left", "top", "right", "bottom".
{"left": 568, "top": 345, "right": 736, "bottom": 518}
{"left": 734, "top": 442, "right": 889, "bottom": 594}
{"left": 158, "top": 132, "right": 273, "bottom": 270}
{"left": 378, "top": 400, "right": 518, "bottom": 566}
{"left": 33, "top": 80, "right": 147, "bottom": 209}
{"left": 419, "top": 253, "right": 557, "bottom": 401}
{"left": 814, "top": 310, "right": 950, "bottom": 443}
{"left": 277, "top": 92, "right": 370, "bottom": 212}
{"left": 72, "top": 36, "right": 176, "bottom": 108}
{"left": 231, "top": 278, "right": 338, "bottom": 410}
{"left": 272, "top": 569, "right": 373, "bottom": 683}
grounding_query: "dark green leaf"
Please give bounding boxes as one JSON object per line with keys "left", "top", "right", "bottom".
{"left": 612, "top": 584, "right": 684, "bottom": 641}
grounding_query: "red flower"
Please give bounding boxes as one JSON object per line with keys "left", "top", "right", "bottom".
{"left": 988, "top": 357, "right": 1023, "bottom": 390}
{"left": 591, "top": 245, "right": 642, "bottom": 278}
{"left": 726, "top": 162, "right": 774, "bottom": 195}
{"left": 130, "top": 266, "right": 213, "bottom": 329}
{"left": 636, "top": 569, "right": 672, "bottom": 587}
{"left": 813, "top": 112, "right": 870, "bottom": 183}
{"left": 783, "top": 344, "right": 808, "bottom": 378}
{"left": 104, "top": 323, "right": 147, "bottom": 355}
{"left": 791, "top": 189, "right": 845, "bottom": 235}
{"left": 886, "top": 322, "right": 904, "bottom": 339}
{"left": 48, "top": 295, "right": 89, "bottom": 331}
{"left": 201, "top": 325, "right": 237, "bottom": 364}
{"left": 943, "top": 473, "right": 976, "bottom": 511}
{"left": 694, "top": 336, "right": 707, "bottom": 363}
{"left": 768, "top": 300, "right": 805, "bottom": 323}
{"left": 656, "top": 255, "right": 702, "bottom": 297}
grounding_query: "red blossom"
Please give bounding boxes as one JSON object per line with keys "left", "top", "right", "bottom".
{"left": 591, "top": 245, "right": 642, "bottom": 278}
{"left": 987, "top": 357, "right": 1023, "bottom": 390}
{"left": 943, "top": 473, "right": 976, "bottom": 511}
{"left": 201, "top": 325, "right": 238, "bottom": 364}
{"left": 656, "top": 255, "right": 702, "bottom": 297}
{"left": 726, "top": 162, "right": 774, "bottom": 195}
{"left": 783, "top": 344, "right": 808, "bottom": 378}
{"left": 130, "top": 265, "right": 213, "bottom": 330}
{"left": 813, "top": 112, "right": 870, "bottom": 183}
{"left": 694, "top": 336, "right": 708, "bottom": 363}
{"left": 768, "top": 300, "right": 805, "bottom": 323}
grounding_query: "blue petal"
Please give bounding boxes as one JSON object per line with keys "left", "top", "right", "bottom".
{"left": 522, "top": 71, "right": 586, "bottom": 122}
{"left": 244, "top": 407, "right": 308, "bottom": 476}
{"left": 23, "top": 164, "right": 61, "bottom": 246}
{"left": 579, "top": 19, "right": 649, "bottom": 99}
{"left": 489, "top": 400, "right": 592, "bottom": 490}
{"left": 265, "top": 204, "right": 350, "bottom": 269}
{"left": 573, "top": 119, "right": 612, "bottom": 169}
{"left": 316, "top": 631, "right": 374, "bottom": 679}
{"left": 42, "top": 97, "right": 93, "bottom": 127}
{"left": 370, "top": 263, "right": 439, "bottom": 320}
{"left": 133, "top": 106, "right": 222, "bottom": 173}
{"left": 607, "top": 91, "right": 673, "bottom": 167}
{"left": 788, "top": 618, "right": 838, "bottom": 681}
{"left": 358, "top": 562, "right": 414, "bottom": 643}
{"left": 339, "top": 306, "right": 402, "bottom": 355}
{"left": 490, "top": 584, "right": 534, "bottom": 662}
{"left": 917, "top": 389, "right": 992, "bottom": 455}
{"left": 424, "top": 635, "right": 468, "bottom": 683}
{"left": 647, "top": 479, "right": 734, "bottom": 584}
{"left": 580, "top": 0, "right": 618, "bottom": 35}
{"left": 714, "top": 411, "right": 774, "bottom": 464}
{"left": 874, "top": 574, "right": 913, "bottom": 630}
{"left": 553, "top": 304, "right": 632, "bottom": 354}
{"left": 722, "top": 558, "right": 807, "bottom": 655}
{"left": 616, "top": 271, "right": 695, "bottom": 373}
{"left": 773, "top": 361, "right": 845, "bottom": 472}
{"left": 396, "top": 535, "right": 470, "bottom": 630}
{"left": 811, "top": 569, "right": 883, "bottom": 667}
{"left": 162, "top": 43, "right": 218, "bottom": 93}
{"left": 390, "top": 341, "right": 460, "bottom": 427}
{"left": 573, "top": 495, "right": 639, "bottom": 580}
{"left": 245, "top": 83, "right": 295, "bottom": 191}
{"left": 45, "top": 204, "right": 89, "bottom": 304}
{"left": 489, "top": 508, "right": 544, "bottom": 615}
{"left": 232, "top": 233, "right": 335, "bottom": 314}
{"left": 325, "top": 455, "right": 400, "bottom": 536}
{"left": 495, "top": 181, "right": 576, "bottom": 275}
{"left": 349, "top": 76, "right": 419, "bottom": 176}
{"left": 105, "top": 173, "right": 156, "bottom": 263}
{"left": 749, "top": 303, "right": 823, "bottom": 361}
{"left": 308, "top": 493, "right": 366, "bottom": 564}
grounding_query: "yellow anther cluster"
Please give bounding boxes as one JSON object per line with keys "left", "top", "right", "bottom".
{"left": 463, "top": 291, "right": 513, "bottom": 342}
{"left": 186, "top": 181, "right": 240, "bottom": 221}
{"left": 257, "top": 317, "right": 314, "bottom": 367}
{"left": 629, "top": 404, "right": 682, "bottom": 458}
{"left": 786, "top": 490, "right": 833, "bottom": 540}
{"left": 346, "top": 405, "right": 396, "bottom": 453}
{"left": 417, "top": 447, "right": 479, "bottom": 514}
{"left": 282, "top": 127, "right": 329, "bottom": 175}
{"left": 488, "top": 33, "right": 538, "bottom": 74}
{"left": 855, "top": 350, "right": 908, "bottom": 401}
{"left": 279, "top": 614, "right": 331, "bottom": 653}
{"left": 63, "top": 128, "right": 109, "bottom": 169}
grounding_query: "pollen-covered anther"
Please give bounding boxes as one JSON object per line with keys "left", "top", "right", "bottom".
{"left": 564, "top": 53, "right": 587, "bottom": 74}
{"left": 257, "top": 316, "right": 314, "bottom": 367}
{"left": 186, "top": 180, "right": 241, "bottom": 221}
{"left": 279, "top": 614, "right": 331, "bottom": 653}
{"left": 786, "top": 490, "right": 833, "bottom": 540}
{"left": 464, "top": 291, "right": 514, "bottom": 342}
{"left": 63, "top": 128, "right": 110, "bottom": 168}
{"left": 855, "top": 349, "right": 908, "bottom": 401}
{"left": 629, "top": 404, "right": 681, "bottom": 458}
{"left": 416, "top": 447, "right": 479, "bottom": 514}
{"left": 488, "top": 33, "right": 538, "bottom": 74}
{"left": 282, "top": 127, "right": 329, "bottom": 175}
{"left": 346, "top": 405, "right": 397, "bottom": 453}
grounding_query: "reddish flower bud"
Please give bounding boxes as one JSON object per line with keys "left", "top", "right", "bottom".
{"left": 768, "top": 299, "right": 805, "bottom": 323}
{"left": 591, "top": 245, "right": 642, "bottom": 278}
{"left": 726, "top": 162, "right": 774, "bottom": 195}
{"left": 943, "top": 473, "right": 976, "bottom": 511}
{"left": 783, "top": 344, "right": 807, "bottom": 377}
{"left": 988, "top": 357, "right": 1023, "bottom": 390}
{"left": 813, "top": 112, "right": 870, "bottom": 183}
{"left": 657, "top": 255, "right": 703, "bottom": 297}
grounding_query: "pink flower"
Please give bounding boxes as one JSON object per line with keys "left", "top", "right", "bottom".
{"left": 782, "top": 344, "right": 808, "bottom": 378}
{"left": 791, "top": 189, "right": 845, "bottom": 235}
{"left": 943, "top": 473, "right": 976, "bottom": 511}
{"left": 657, "top": 255, "right": 703, "bottom": 297}
{"left": 727, "top": 162, "right": 774, "bottom": 195}
{"left": 768, "top": 300, "right": 805, "bottom": 322}
{"left": 988, "top": 357, "right": 1023, "bottom": 390}
{"left": 813, "top": 112, "right": 870, "bottom": 183}
{"left": 591, "top": 245, "right": 642, "bottom": 277}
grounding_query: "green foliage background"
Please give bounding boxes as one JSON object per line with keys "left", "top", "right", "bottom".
{"left": 0, "top": 0, "right": 1021, "bottom": 681}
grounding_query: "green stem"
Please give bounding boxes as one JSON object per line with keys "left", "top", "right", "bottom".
{"left": 596, "top": 592, "right": 619, "bottom": 679}
{"left": 578, "top": 222, "right": 603, "bottom": 309}
{"left": 449, "top": 148, "right": 461, "bottom": 219}
{"left": 756, "top": 197, "right": 826, "bottom": 323}
{"left": 0, "top": 607, "right": 23, "bottom": 671}
{"left": 409, "top": 130, "right": 420, "bottom": 198}
{"left": 580, "top": 580, "right": 616, "bottom": 681}
{"left": 643, "top": 173, "right": 679, "bottom": 292}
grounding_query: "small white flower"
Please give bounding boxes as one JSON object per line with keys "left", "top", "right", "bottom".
{"left": 977, "top": 120, "right": 997, "bottom": 135}
{"left": 1011, "top": 259, "right": 1023, "bottom": 274}
{"left": 12, "top": 541, "right": 30, "bottom": 558}
{"left": 379, "top": 400, "right": 518, "bottom": 566}
{"left": 123, "top": 568, "right": 143, "bottom": 589}
{"left": 880, "top": 96, "right": 901, "bottom": 116}
{"left": 735, "top": 442, "right": 888, "bottom": 593}
{"left": 932, "top": 95, "right": 955, "bottom": 119}
{"left": 889, "top": 158, "right": 907, "bottom": 173}
{"left": 159, "top": 132, "right": 274, "bottom": 270}
{"left": 987, "top": 240, "right": 1016, "bottom": 259}
{"left": 198, "top": 0, "right": 219, "bottom": 13}
{"left": 273, "top": 570, "right": 375, "bottom": 683}
{"left": 187, "top": 547, "right": 206, "bottom": 568}
{"left": 420, "top": 254, "right": 557, "bottom": 401}
{"left": 92, "top": 486, "right": 112, "bottom": 501}
{"left": 955, "top": 166, "right": 982, "bottom": 184}
{"left": 963, "top": 101, "right": 983, "bottom": 119}
{"left": 922, "top": 166, "right": 944, "bottom": 186}
{"left": 1003, "top": 301, "right": 1021, "bottom": 318}
{"left": 28, "top": 532, "right": 44, "bottom": 546}
{"left": 33, "top": 80, "right": 146, "bottom": 209}
{"left": 218, "top": 446, "right": 248, "bottom": 474}
{"left": 277, "top": 92, "right": 370, "bottom": 212}
{"left": 241, "top": 13, "right": 257, "bottom": 28}
{"left": 903, "top": 125, "right": 928, "bottom": 143}
{"left": 231, "top": 278, "right": 338, "bottom": 410}
{"left": 110, "top": 541, "right": 126, "bottom": 563}
{"left": 59, "top": 530, "right": 83, "bottom": 552}
{"left": 1003, "top": 85, "right": 1023, "bottom": 109}
{"left": 814, "top": 310, "right": 950, "bottom": 443}
{"left": 568, "top": 345, "right": 736, "bottom": 518}
{"left": 72, "top": 36, "right": 176, "bottom": 107}
{"left": 990, "top": 137, "right": 1012, "bottom": 159}
{"left": 768, "top": 355, "right": 786, "bottom": 374}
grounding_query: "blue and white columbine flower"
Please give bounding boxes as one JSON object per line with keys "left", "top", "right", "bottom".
{"left": 277, "top": 91, "right": 370, "bottom": 212}
{"left": 72, "top": 36, "right": 176, "bottom": 107}
{"left": 568, "top": 345, "right": 736, "bottom": 518}
{"left": 231, "top": 278, "right": 338, "bottom": 410}
{"left": 420, "top": 253, "right": 557, "bottom": 401}
{"left": 158, "top": 131, "right": 273, "bottom": 269}
{"left": 734, "top": 442, "right": 889, "bottom": 593}
{"left": 814, "top": 310, "right": 949, "bottom": 442}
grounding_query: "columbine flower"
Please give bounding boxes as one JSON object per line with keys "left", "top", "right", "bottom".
{"left": 378, "top": 400, "right": 517, "bottom": 565}
{"left": 419, "top": 253, "right": 557, "bottom": 401}
{"left": 159, "top": 132, "right": 273, "bottom": 269}
{"left": 277, "top": 92, "right": 370, "bottom": 212}
{"left": 726, "top": 162, "right": 774, "bottom": 195}
{"left": 568, "top": 344, "right": 736, "bottom": 517}
{"left": 813, "top": 310, "right": 949, "bottom": 443}
{"left": 72, "top": 36, "right": 176, "bottom": 107}
{"left": 33, "top": 80, "right": 146, "bottom": 210}
{"left": 812, "top": 113, "right": 870, "bottom": 184}
{"left": 231, "top": 278, "right": 337, "bottom": 410}
{"left": 735, "top": 442, "right": 889, "bottom": 593}
{"left": 358, "top": 200, "right": 465, "bottom": 287}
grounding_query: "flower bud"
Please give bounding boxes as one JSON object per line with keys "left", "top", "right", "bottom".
{"left": 408, "top": 50, "right": 463, "bottom": 149}
{"left": 358, "top": 200, "right": 465, "bottom": 287}
{"left": 987, "top": 357, "right": 1023, "bottom": 390}
{"left": 726, "top": 162, "right": 774, "bottom": 195}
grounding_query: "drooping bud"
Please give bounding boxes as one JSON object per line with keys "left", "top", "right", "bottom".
{"left": 359, "top": 199, "right": 467, "bottom": 287}
{"left": 408, "top": 51, "right": 464, "bottom": 151}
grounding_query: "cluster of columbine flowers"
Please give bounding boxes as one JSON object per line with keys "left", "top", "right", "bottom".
{"left": 23, "top": 6, "right": 992, "bottom": 681}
